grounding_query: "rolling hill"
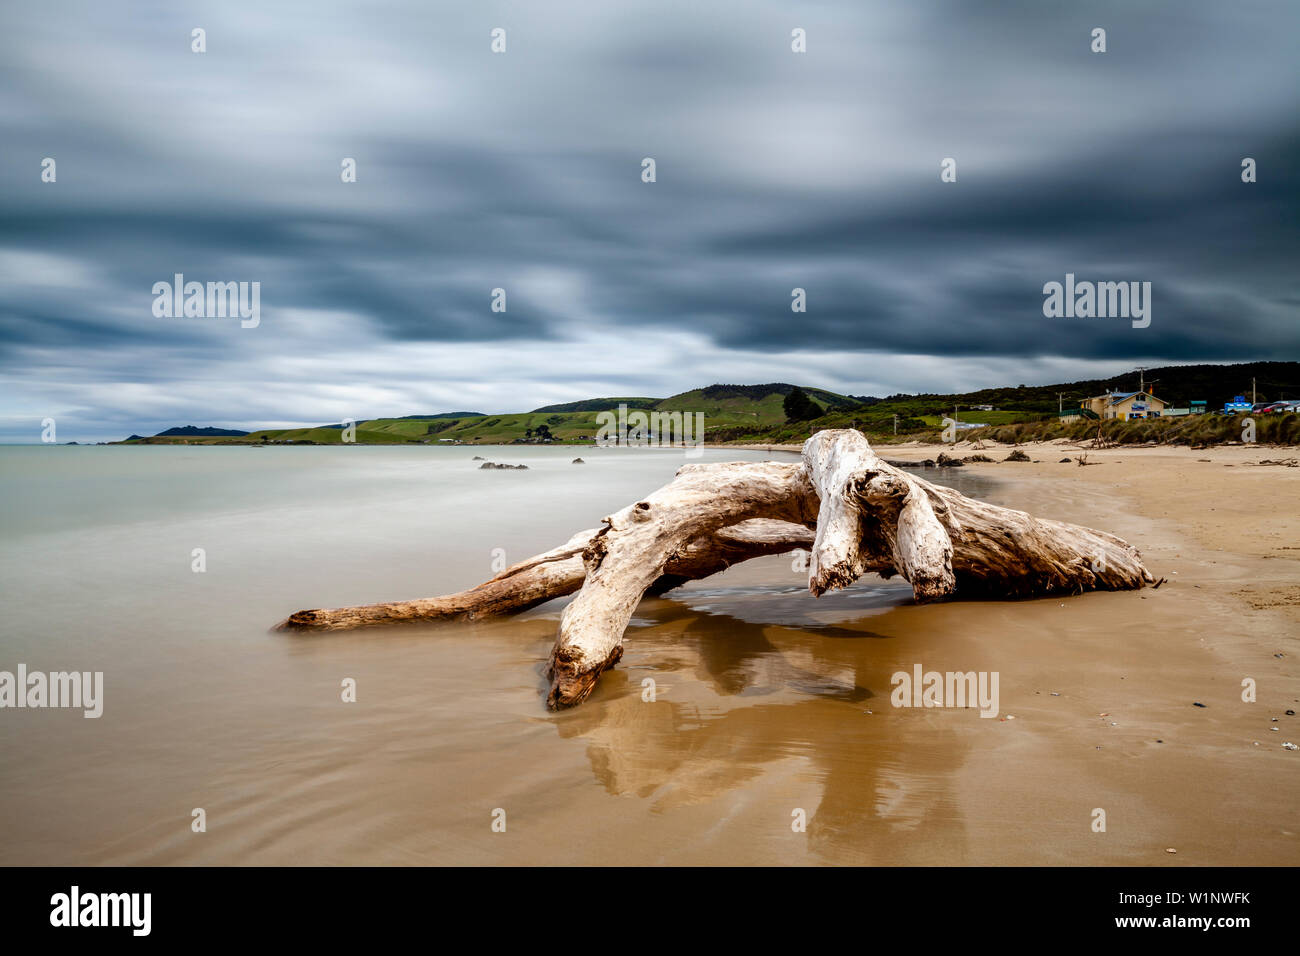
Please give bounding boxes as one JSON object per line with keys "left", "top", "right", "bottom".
{"left": 116, "top": 364, "right": 1300, "bottom": 446}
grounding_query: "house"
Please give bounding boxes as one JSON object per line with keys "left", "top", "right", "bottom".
{"left": 1080, "top": 390, "right": 1169, "bottom": 421}
{"left": 1167, "top": 399, "right": 1209, "bottom": 417}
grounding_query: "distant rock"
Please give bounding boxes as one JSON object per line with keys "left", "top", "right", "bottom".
{"left": 479, "top": 462, "right": 528, "bottom": 470}
{"left": 572, "top": 457, "right": 585, "bottom": 464}
{"left": 1004, "top": 449, "right": 1031, "bottom": 462}
{"left": 936, "top": 452, "right": 963, "bottom": 467}
{"left": 471, "top": 456, "right": 485, "bottom": 460}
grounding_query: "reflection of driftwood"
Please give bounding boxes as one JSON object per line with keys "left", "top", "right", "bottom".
{"left": 277, "top": 430, "right": 1154, "bottom": 709}
{"left": 551, "top": 611, "right": 955, "bottom": 861}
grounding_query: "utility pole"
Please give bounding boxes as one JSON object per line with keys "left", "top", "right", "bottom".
{"left": 892, "top": 414, "right": 898, "bottom": 435}
{"left": 1252, "top": 377, "right": 1257, "bottom": 404}
{"left": 1058, "top": 392, "right": 1067, "bottom": 415}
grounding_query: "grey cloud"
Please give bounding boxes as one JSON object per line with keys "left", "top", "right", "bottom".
{"left": 0, "top": 0, "right": 1296, "bottom": 440}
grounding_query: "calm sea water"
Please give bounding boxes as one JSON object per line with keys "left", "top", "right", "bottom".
{"left": 0, "top": 444, "right": 994, "bottom": 865}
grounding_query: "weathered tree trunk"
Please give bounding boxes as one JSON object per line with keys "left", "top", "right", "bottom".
{"left": 275, "top": 519, "right": 814, "bottom": 632}
{"left": 276, "top": 430, "right": 1154, "bottom": 710}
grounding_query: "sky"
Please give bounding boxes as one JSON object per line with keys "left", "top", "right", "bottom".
{"left": 1, "top": 1, "right": 1297, "bottom": 441}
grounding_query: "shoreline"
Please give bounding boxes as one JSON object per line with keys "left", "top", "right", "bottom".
{"left": 89, "top": 435, "right": 1300, "bottom": 453}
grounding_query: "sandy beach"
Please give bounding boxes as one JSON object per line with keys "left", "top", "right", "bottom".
{"left": 532, "top": 436, "right": 1298, "bottom": 865}
{"left": 1, "top": 440, "right": 1295, "bottom": 866}
{"left": 766, "top": 437, "right": 1300, "bottom": 865}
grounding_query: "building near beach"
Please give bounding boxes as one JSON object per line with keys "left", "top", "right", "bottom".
{"left": 1080, "top": 390, "right": 1169, "bottom": 420}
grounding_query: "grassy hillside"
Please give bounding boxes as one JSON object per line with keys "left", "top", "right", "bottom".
{"left": 125, "top": 412, "right": 610, "bottom": 445}
{"left": 708, "top": 406, "right": 1300, "bottom": 447}
{"left": 530, "top": 397, "right": 660, "bottom": 413}
{"left": 851, "top": 361, "right": 1299, "bottom": 420}
{"left": 120, "top": 383, "right": 859, "bottom": 445}
{"left": 655, "top": 383, "right": 858, "bottom": 426}
{"left": 117, "top": 365, "right": 1300, "bottom": 446}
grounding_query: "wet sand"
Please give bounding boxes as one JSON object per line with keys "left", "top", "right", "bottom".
{"left": 539, "top": 440, "right": 1300, "bottom": 865}
{"left": 1, "top": 443, "right": 1295, "bottom": 865}
{"left": 848, "top": 439, "right": 1300, "bottom": 864}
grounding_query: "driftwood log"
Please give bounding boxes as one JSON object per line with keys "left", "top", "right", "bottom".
{"left": 277, "top": 430, "right": 1154, "bottom": 709}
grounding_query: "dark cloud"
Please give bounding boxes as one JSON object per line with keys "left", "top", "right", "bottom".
{"left": 0, "top": 0, "right": 1296, "bottom": 440}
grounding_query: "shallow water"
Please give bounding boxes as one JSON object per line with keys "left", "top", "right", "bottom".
{"left": 1, "top": 444, "right": 1019, "bottom": 865}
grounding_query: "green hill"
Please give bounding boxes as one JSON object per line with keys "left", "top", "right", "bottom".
{"left": 116, "top": 364, "right": 1300, "bottom": 446}
{"left": 530, "top": 397, "right": 659, "bottom": 413}
{"left": 654, "top": 383, "right": 858, "bottom": 426}
{"left": 118, "top": 382, "right": 855, "bottom": 445}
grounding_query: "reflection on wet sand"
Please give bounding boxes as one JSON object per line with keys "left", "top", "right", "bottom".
{"left": 545, "top": 577, "right": 972, "bottom": 864}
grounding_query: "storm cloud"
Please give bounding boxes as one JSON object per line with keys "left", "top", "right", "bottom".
{"left": 1, "top": 0, "right": 1296, "bottom": 440}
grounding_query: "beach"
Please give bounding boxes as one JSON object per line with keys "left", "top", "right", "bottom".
{"left": 0, "top": 441, "right": 1295, "bottom": 865}
{"left": 833, "top": 438, "right": 1300, "bottom": 864}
